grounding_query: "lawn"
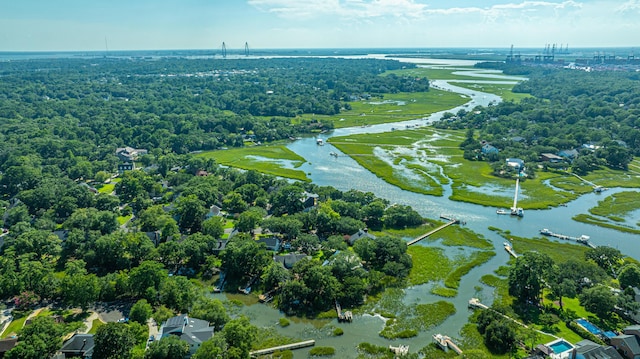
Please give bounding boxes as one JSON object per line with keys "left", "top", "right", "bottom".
{"left": 1, "top": 311, "right": 31, "bottom": 338}
{"left": 196, "top": 145, "right": 309, "bottom": 182}
{"left": 117, "top": 214, "right": 133, "bottom": 226}
{"left": 88, "top": 318, "right": 105, "bottom": 334}
{"left": 97, "top": 183, "right": 116, "bottom": 194}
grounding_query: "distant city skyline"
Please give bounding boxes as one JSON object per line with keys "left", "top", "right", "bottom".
{"left": 0, "top": 0, "right": 639, "bottom": 51}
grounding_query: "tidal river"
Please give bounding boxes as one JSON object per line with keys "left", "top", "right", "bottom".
{"left": 218, "top": 59, "right": 640, "bottom": 358}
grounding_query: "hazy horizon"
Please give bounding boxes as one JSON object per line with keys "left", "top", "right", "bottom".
{"left": 1, "top": 1, "right": 639, "bottom": 52}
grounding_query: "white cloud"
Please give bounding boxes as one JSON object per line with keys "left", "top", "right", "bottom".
{"left": 248, "top": 0, "right": 584, "bottom": 20}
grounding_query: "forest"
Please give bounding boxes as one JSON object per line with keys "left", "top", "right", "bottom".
{"left": 435, "top": 65, "right": 640, "bottom": 176}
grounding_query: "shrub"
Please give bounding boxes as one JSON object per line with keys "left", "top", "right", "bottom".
{"left": 309, "top": 346, "right": 335, "bottom": 356}
{"left": 332, "top": 327, "right": 344, "bottom": 336}
{"left": 279, "top": 317, "right": 290, "bottom": 327}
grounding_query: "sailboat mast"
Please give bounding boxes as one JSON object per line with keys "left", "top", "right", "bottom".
{"left": 512, "top": 178, "right": 519, "bottom": 209}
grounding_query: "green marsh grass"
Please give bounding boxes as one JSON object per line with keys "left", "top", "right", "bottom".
{"left": 300, "top": 89, "right": 469, "bottom": 129}
{"left": 197, "top": 145, "right": 309, "bottom": 182}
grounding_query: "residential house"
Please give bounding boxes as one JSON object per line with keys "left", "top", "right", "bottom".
{"left": 506, "top": 158, "right": 525, "bottom": 172}
{"left": 541, "top": 153, "right": 564, "bottom": 163}
{"left": 159, "top": 315, "right": 214, "bottom": 356}
{"left": 572, "top": 339, "right": 623, "bottom": 359}
{"left": 0, "top": 338, "right": 17, "bottom": 358}
{"left": 205, "top": 205, "right": 223, "bottom": 219}
{"left": 558, "top": 149, "right": 580, "bottom": 161}
{"left": 348, "top": 228, "right": 376, "bottom": 246}
{"left": 57, "top": 334, "right": 94, "bottom": 358}
{"left": 257, "top": 237, "right": 281, "bottom": 252}
{"left": 300, "top": 192, "right": 319, "bottom": 211}
{"left": 115, "top": 146, "right": 148, "bottom": 162}
{"left": 481, "top": 144, "right": 499, "bottom": 155}
{"left": 274, "top": 253, "right": 310, "bottom": 269}
{"left": 611, "top": 332, "right": 640, "bottom": 359}
{"left": 117, "top": 162, "right": 135, "bottom": 174}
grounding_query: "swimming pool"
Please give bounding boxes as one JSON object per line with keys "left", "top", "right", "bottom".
{"left": 549, "top": 340, "right": 574, "bottom": 354}
{"left": 576, "top": 318, "right": 603, "bottom": 336}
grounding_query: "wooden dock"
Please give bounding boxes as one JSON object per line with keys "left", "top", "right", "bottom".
{"left": 407, "top": 218, "right": 459, "bottom": 246}
{"left": 433, "top": 334, "right": 463, "bottom": 355}
{"left": 539, "top": 229, "right": 596, "bottom": 248}
{"left": 504, "top": 241, "right": 518, "bottom": 258}
{"left": 250, "top": 340, "right": 315, "bottom": 357}
{"left": 335, "top": 301, "right": 353, "bottom": 323}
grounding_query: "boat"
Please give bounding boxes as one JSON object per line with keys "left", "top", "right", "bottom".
{"left": 539, "top": 228, "right": 552, "bottom": 236}
{"left": 330, "top": 152, "right": 338, "bottom": 157}
{"left": 510, "top": 178, "right": 524, "bottom": 217}
{"left": 496, "top": 209, "right": 509, "bottom": 215}
{"left": 316, "top": 138, "right": 324, "bottom": 145}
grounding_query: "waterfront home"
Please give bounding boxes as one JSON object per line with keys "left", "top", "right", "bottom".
{"left": 571, "top": 339, "right": 623, "bottom": 359}
{"left": 159, "top": 315, "right": 214, "bottom": 356}
{"left": 481, "top": 144, "right": 499, "bottom": 155}
{"left": 56, "top": 334, "right": 94, "bottom": 358}
{"left": 348, "top": 228, "right": 376, "bottom": 246}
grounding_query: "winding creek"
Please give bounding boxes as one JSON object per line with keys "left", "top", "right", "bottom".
{"left": 216, "top": 58, "right": 640, "bottom": 357}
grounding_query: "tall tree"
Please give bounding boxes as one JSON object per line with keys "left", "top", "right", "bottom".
{"left": 5, "top": 316, "right": 63, "bottom": 359}
{"left": 92, "top": 323, "right": 136, "bottom": 359}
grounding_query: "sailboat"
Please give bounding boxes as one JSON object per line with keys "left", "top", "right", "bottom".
{"left": 510, "top": 178, "right": 524, "bottom": 217}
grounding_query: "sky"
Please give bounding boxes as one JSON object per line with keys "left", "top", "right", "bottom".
{"left": 0, "top": 0, "right": 639, "bottom": 51}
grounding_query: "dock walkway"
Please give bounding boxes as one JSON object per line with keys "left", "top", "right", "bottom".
{"left": 540, "top": 229, "right": 596, "bottom": 248}
{"left": 469, "top": 298, "right": 558, "bottom": 339}
{"left": 250, "top": 340, "right": 315, "bottom": 357}
{"left": 433, "top": 334, "right": 463, "bottom": 354}
{"left": 407, "top": 216, "right": 459, "bottom": 246}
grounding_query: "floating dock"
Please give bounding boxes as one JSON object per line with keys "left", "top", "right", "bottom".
{"left": 539, "top": 228, "right": 596, "bottom": 248}
{"left": 433, "top": 334, "right": 463, "bottom": 355}
{"left": 250, "top": 340, "right": 315, "bottom": 357}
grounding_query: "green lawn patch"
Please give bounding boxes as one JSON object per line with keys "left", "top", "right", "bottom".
{"left": 97, "top": 183, "right": 116, "bottom": 194}
{"left": 88, "top": 318, "right": 105, "bottom": 334}
{"left": 1, "top": 311, "right": 31, "bottom": 338}
{"left": 196, "top": 145, "right": 309, "bottom": 182}
{"left": 117, "top": 214, "right": 133, "bottom": 225}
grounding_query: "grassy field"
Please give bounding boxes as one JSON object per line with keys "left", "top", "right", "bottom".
{"left": 588, "top": 191, "right": 640, "bottom": 222}
{"left": 196, "top": 145, "right": 310, "bottom": 182}
{"left": 297, "top": 89, "right": 469, "bottom": 129}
